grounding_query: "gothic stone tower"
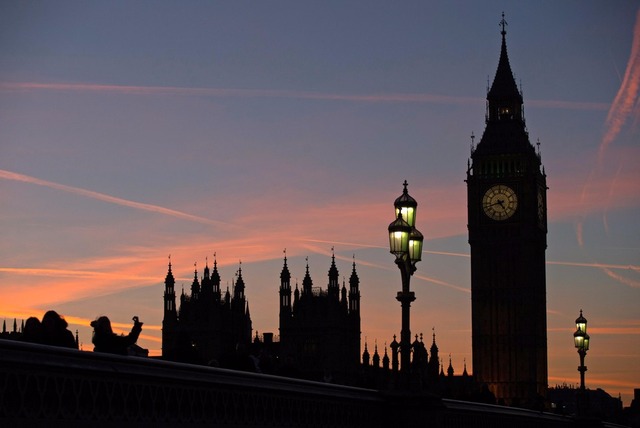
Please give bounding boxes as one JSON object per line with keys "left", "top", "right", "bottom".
{"left": 279, "top": 252, "right": 361, "bottom": 384}
{"left": 466, "top": 17, "right": 548, "bottom": 406}
{"left": 162, "top": 257, "right": 253, "bottom": 365}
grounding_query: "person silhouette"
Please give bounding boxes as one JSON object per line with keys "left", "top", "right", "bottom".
{"left": 21, "top": 316, "right": 43, "bottom": 344}
{"left": 41, "top": 310, "right": 77, "bottom": 349}
{"left": 90, "top": 315, "right": 143, "bottom": 355}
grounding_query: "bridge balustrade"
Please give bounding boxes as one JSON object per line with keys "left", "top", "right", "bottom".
{"left": 0, "top": 339, "right": 611, "bottom": 427}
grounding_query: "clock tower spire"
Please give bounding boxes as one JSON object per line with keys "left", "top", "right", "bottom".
{"left": 466, "top": 15, "right": 548, "bottom": 407}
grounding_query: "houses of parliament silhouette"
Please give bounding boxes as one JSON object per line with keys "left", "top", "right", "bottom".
{"left": 161, "top": 250, "right": 469, "bottom": 391}
{"left": 161, "top": 17, "right": 549, "bottom": 407}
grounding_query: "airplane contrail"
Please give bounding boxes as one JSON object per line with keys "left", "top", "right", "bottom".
{"left": 600, "top": 9, "right": 640, "bottom": 164}
{"left": 0, "top": 169, "right": 231, "bottom": 227}
{"left": 0, "top": 81, "right": 609, "bottom": 111}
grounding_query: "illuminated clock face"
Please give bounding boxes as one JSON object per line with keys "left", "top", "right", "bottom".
{"left": 482, "top": 185, "right": 518, "bottom": 220}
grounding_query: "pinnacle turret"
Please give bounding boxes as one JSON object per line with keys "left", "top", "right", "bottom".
{"left": 302, "top": 258, "right": 313, "bottom": 296}
{"left": 327, "top": 249, "right": 340, "bottom": 300}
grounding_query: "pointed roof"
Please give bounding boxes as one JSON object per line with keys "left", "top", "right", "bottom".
{"left": 372, "top": 341, "right": 380, "bottom": 367}
{"left": 165, "top": 256, "right": 175, "bottom": 284}
{"left": 328, "top": 249, "right": 339, "bottom": 284}
{"left": 191, "top": 263, "right": 200, "bottom": 294}
{"left": 475, "top": 13, "right": 534, "bottom": 157}
{"left": 302, "top": 257, "right": 313, "bottom": 294}
{"left": 430, "top": 327, "right": 439, "bottom": 354}
{"left": 487, "top": 13, "right": 522, "bottom": 105}
{"left": 349, "top": 255, "right": 359, "bottom": 287}
{"left": 362, "top": 340, "right": 370, "bottom": 366}
{"left": 234, "top": 262, "right": 245, "bottom": 300}
{"left": 203, "top": 256, "right": 210, "bottom": 279}
{"left": 211, "top": 254, "right": 221, "bottom": 284}
{"left": 280, "top": 249, "right": 291, "bottom": 282}
{"left": 382, "top": 345, "right": 390, "bottom": 368}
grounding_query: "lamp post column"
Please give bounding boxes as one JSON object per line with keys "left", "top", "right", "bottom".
{"left": 396, "top": 258, "right": 415, "bottom": 382}
{"left": 388, "top": 180, "right": 423, "bottom": 390}
{"left": 578, "top": 349, "right": 587, "bottom": 392}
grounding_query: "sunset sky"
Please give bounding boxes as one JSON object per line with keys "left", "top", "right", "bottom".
{"left": 1, "top": 1, "right": 638, "bottom": 405}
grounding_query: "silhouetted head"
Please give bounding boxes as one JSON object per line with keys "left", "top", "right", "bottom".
{"left": 23, "top": 317, "right": 43, "bottom": 342}
{"left": 90, "top": 316, "right": 113, "bottom": 335}
{"left": 42, "top": 310, "right": 68, "bottom": 331}
{"left": 24, "top": 316, "right": 41, "bottom": 330}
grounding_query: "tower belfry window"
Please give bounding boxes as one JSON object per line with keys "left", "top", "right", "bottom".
{"left": 499, "top": 106, "right": 512, "bottom": 120}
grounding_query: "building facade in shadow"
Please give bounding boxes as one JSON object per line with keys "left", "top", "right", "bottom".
{"left": 162, "top": 257, "right": 253, "bottom": 366}
{"left": 277, "top": 251, "right": 361, "bottom": 384}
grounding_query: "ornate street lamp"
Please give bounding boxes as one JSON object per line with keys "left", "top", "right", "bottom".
{"left": 388, "top": 180, "right": 424, "bottom": 386}
{"left": 573, "top": 309, "right": 590, "bottom": 415}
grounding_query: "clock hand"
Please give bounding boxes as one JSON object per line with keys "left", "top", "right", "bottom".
{"left": 484, "top": 199, "right": 505, "bottom": 208}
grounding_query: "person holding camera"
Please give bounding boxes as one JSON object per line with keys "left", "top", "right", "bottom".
{"left": 90, "top": 315, "right": 143, "bottom": 356}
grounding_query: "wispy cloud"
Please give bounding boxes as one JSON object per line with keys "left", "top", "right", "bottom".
{"left": 548, "top": 326, "right": 640, "bottom": 335}
{"left": 547, "top": 260, "right": 640, "bottom": 272}
{"left": 0, "top": 267, "right": 158, "bottom": 281}
{"left": 600, "top": 266, "right": 640, "bottom": 288}
{"left": 570, "top": 12, "right": 640, "bottom": 270}
{"left": 599, "top": 9, "right": 640, "bottom": 163}
{"left": 0, "top": 169, "right": 231, "bottom": 228}
{"left": 0, "top": 81, "right": 610, "bottom": 111}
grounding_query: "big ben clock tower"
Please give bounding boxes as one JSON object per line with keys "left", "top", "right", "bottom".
{"left": 467, "top": 15, "right": 548, "bottom": 407}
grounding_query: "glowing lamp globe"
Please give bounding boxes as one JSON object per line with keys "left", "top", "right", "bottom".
{"left": 394, "top": 180, "right": 418, "bottom": 228}
{"left": 408, "top": 228, "right": 424, "bottom": 263}
{"left": 574, "top": 329, "right": 585, "bottom": 350}
{"left": 575, "top": 310, "right": 587, "bottom": 335}
{"left": 388, "top": 214, "right": 411, "bottom": 256}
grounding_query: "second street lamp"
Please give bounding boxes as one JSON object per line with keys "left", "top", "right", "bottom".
{"left": 574, "top": 309, "right": 590, "bottom": 415}
{"left": 388, "top": 180, "right": 424, "bottom": 387}
{"left": 573, "top": 309, "right": 590, "bottom": 391}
